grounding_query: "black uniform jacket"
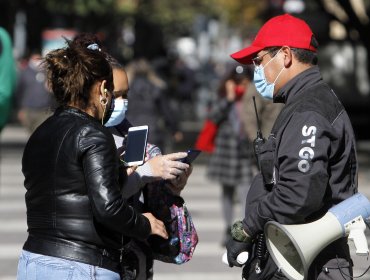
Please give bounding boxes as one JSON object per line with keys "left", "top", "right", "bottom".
{"left": 22, "top": 106, "right": 151, "bottom": 266}
{"left": 243, "top": 66, "right": 358, "bottom": 236}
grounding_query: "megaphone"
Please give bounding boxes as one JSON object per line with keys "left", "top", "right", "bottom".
{"left": 265, "top": 193, "right": 370, "bottom": 280}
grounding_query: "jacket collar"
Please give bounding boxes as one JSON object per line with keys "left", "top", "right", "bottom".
{"left": 274, "top": 65, "right": 323, "bottom": 105}
{"left": 55, "top": 106, "right": 100, "bottom": 124}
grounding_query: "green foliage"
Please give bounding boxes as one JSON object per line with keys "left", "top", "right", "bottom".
{"left": 39, "top": 0, "right": 266, "bottom": 37}
{"left": 130, "top": 0, "right": 265, "bottom": 39}
{"left": 42, "top": 0, "right": 116, "bottom": 16}
{"left": 215, "top": 0, "right": 264, "bottom": 26}
{"left": 134, "top": 0, "right": 218, "bottom": 35}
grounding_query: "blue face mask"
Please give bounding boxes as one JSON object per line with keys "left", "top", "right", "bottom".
{"left": 104, "top": 99, "right": 128, "bottom": 127}
{"left": 253, "top": 50, "right": 285, "bottom": 100}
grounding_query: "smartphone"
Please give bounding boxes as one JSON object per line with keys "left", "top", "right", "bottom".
{"left": 178, "top": 149, "right": 201, "bottom": 164}
{"left": 123, "top": 125, "right": 149, "bottom": 166}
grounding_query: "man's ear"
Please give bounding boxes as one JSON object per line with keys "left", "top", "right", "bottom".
{"left": 282, "top": 46, "right": 293, "bottom": 68}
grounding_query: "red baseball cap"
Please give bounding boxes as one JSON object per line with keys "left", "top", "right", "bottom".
{"left": 231, "top": 14, "right": 317, "bottom": 64}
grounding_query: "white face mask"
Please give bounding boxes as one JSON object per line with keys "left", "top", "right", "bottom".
{"left": 253, "top": 49, "right": 285, "bottom": 100}
{"left": 104, "top": 99, "right": 128, "bottom": 127}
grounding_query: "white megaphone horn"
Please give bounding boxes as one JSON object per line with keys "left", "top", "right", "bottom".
{"left": 265, "top": 193, "right": 370, "bottom": 280}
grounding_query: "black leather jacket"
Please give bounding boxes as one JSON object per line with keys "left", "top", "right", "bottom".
{"left": 22, "top": 106, "right": 151, "bottom": 271}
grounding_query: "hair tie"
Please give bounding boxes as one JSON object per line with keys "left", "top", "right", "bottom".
{"left": 87, "top": 43, "right": 101, "bottom": 52}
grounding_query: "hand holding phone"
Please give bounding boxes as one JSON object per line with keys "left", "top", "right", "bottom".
{"left": 146, "top": 152, "right": 188, "bottom": 180}
{"left": 123, "top": 125, "right": 149, "bottom": 166}
{"left": 178, "top": 149, "right": 201, "bottom": 164}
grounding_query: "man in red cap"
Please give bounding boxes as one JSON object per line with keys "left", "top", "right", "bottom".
{"left": 226, "top": 14, "right": 357, "bottom": 279}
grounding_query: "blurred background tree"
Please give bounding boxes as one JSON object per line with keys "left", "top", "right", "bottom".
{"left": 0, "top": 0, "right": 369, "bottom": 138}
{"left": 0, "top": 0, "right": 266, "bottom": 59}
{"left": 1, "top": 0, "right": 369, "bottom": 60}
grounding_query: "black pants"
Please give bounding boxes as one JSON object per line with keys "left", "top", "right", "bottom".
{"left": 243, "top": 238, "right": 352, "bottom": 280}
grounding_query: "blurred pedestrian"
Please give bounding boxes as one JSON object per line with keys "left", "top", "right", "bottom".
{"left": 0, "top": 27, "right": 16, "bottom": 133}
{"left": 17, "top": 37, "right": 167, "bottom": 280}
{"left": 125, "top": 58, "right": 183, "bottom": 152}
{"left": 167, "top": 56, "right": 197, "bottom": 119}
{"left": 16, "top": 51, "right": 55, "bottom": 133}
{"left": 242, "top": 83, "right": 284, "bottom": 154}
{"left": 206, "top": 65, "right": 254, "bottom": 246}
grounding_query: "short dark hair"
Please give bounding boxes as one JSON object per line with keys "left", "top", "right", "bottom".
{"left": 106, "top": 55, "right": 124, "bottom": 70}
{"left": 266, "top": 46, "right": 318, "bottom": 65}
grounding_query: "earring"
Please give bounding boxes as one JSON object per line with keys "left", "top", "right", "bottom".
{"left": 101, "top": 88, "right": 108, "bottom": 105}
{"left": 100, "top": 97, "right": 108, "bottom": 106}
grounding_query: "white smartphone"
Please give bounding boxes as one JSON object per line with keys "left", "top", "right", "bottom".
{"left": 123, "top": 125, "right": 149, "bottom": 166}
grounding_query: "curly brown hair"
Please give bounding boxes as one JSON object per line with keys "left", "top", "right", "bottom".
{"left": 43, "top": 37, "right": 113, "bottom": 110}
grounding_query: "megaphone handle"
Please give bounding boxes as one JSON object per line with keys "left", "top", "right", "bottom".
{"left": 351, "top": 229, "right": 369, "bottom": 256}
{"left": 347, "top": 216, "right": 369, "bottom": 256}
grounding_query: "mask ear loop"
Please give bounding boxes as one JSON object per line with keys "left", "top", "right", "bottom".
{"left": 272, "top": 66, "right": 285, "bottom": 85}
{"left": 262, "top": 48, "right": 283, "bottom": 70}
{"left": 264, "top": 48, "right": 285, "bottom": 85}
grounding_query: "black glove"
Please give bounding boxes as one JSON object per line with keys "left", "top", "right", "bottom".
{"left": 226, "top": 238, "right": 251, "bottom": 268}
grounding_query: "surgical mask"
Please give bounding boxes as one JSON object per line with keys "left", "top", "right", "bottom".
{"left": 253, "top": 50, "right": 285, "bottom": 100}
{"left": 101, "top": 96, "right": 115, "bottom": 125}
{"left": 104, "top": 99, "right": 128, "bottom": 127}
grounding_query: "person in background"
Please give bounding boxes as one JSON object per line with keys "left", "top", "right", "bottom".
{"left": 17, "top": 37, "right": 167, "bottom": 280}
{"left": 242, "top": 85, "right": 283, "bottom": 152}
{"left": 106, "top": 56, "right": 191, "bottom": 199}
{"left": 0, "top": 26, "right": 16, "bottom": 133}
{"left": 125, "top": 58, "right": 183, "bottom": 152}
{"left": 206, "top": 65, "right": 254, "bottom": 246}
{"left": 107, "top": 57, "right": 192, "bottom": 280}
{"left": 167, "top": 55, "right": 197, "bottom": 120}
{"left": 16, "top": 51, "right": 55, "bottom": 133}
{"left": 226, "top": 14, "right": 357, "bottom": 280}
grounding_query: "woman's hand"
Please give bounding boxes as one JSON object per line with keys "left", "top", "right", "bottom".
{"left": 147, "top": 152, "right": 189, "bottom": 180}
{"left": 142, "top": 213, "right": 168, "bottom": 239}
{"left": 126, "top": 165, "right": 138, "bottom": 176}
{"left": 167, "top": 165, "right": 193, "bottom": 196}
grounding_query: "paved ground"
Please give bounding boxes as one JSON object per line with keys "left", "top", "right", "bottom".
{"left": 1, "top": 125, "right": 369, "bottom": 280}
